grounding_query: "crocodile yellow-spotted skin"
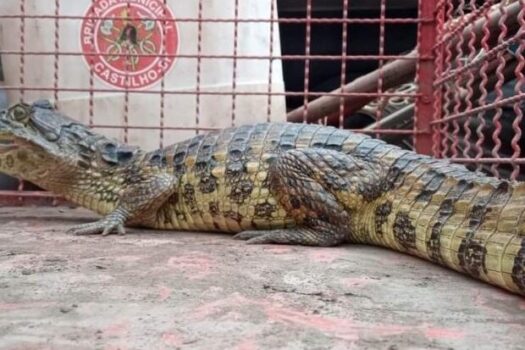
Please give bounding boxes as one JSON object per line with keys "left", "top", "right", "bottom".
{"left": 0, "top": 102, "right": 524, "bottom": 295}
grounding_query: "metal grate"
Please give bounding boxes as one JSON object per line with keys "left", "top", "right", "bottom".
{"left": 1, "top": 0, "right": 524, "bottom": 205}
{"left": 431, "top": 0, "right": 525, "bottom": 180}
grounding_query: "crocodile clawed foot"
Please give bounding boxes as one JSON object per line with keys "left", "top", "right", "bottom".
{"left": 233, "top": 228, "right": 344, "bottom": 246}
{"left": 67, "top": 209, "right": 129, "bottom": 236}
{"left": 233, "top": 230, "right": 287, "bottom": 244}
{"left": 232, "top": 230, "right": 266, "bottom": 241}
{"left": 67, "top": 219, "right": 126, "bottom": 236}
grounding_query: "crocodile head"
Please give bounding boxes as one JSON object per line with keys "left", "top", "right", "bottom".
{"left": 0, "top": 101, "right": 142, "bottom": 213}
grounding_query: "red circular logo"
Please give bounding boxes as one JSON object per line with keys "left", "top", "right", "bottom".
{"left": 81, "top": 0, "right": 179, "bottom": 89}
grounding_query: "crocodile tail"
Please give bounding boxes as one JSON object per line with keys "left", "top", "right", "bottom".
{"left": 362, "top": 157, "right": 525, "bottom": 295}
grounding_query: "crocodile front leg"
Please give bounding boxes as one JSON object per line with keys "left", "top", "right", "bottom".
{"left": 234, "top": 148, "right": 388, "bottom": 246}
{"left": 68, "top": 171, "right": 177, "bottom": 236}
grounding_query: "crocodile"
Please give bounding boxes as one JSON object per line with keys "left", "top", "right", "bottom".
{"left": 0, "top": 101, "right": 524, "bottom": 296}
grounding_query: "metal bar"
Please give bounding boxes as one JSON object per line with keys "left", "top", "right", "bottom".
{"left": 18, "top": 0, "right": 25, "bottom": 101}
{"left": 88, "top": 0, "right": 95, "bottom": 127}
{"left": 338, "top": 0, "right": 349, "bottom": 128}
{"left": 0, "top": 51, "right": 426, "bottom": 61}
{"left": 431, "top": 0, "right": 446, "bottom": 157}
{"left": 195, "top": 0, "right": 204, "bottom": 135}
{"left": 0, "top": 14, "right": 432, "bottom": 24}
{"left": 0, "top": 190, "right": 68, "bottom": 207}
{"left": 122, "top": 1, "right": 131, "bottom": 144}
{"left": 414, "top": 0, "right": 438, "bottom": 155}
{"left": 159, "top": 0, "right": 167, "bottom": 149}
{"left": 266, "top": 0, "right": 276, "bottom": 122}
{"left": 375, "top": 0, "right": 387, "bottom": 137}
{"left": 83, "top": 124, "right": 419, "bottom": 135}
{"left": 448, "top": 158, "right": 525, "bottom": 165}
{"left": 231, "top": 0, "right": 240, "bottom": 126}
{"left": 302, "top": 0, "right": 313, "bottom": 123}
{"left": 510, "top": 0, "right": 525, "bottom": 179}
{"left": 0, "top": 86, "right": 418, "bottom": 98}
{"left": 432, "top": 93, "right": 525, "bottom": 124}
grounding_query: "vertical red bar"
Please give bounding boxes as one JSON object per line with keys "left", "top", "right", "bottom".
{"left": 461, "top": 0, "right": 478, "bottom": 160}
{"left": 431, "top": 0, "right": 445, "bottom": 158}
{"left": 414, "top": 0, "right": 438, "bottom": 155}
{"left": 376, "top": 0, "right": 386, "bottom": 138}
{"left": 16, "top": 0, "right": 27, "bottom": 199}
{"left": 159, "top": 0, "right": 168, "bottom": 149}
{"left": 123, "top": 1, "right": 131, "bottom": 144}
{"left": 450, "top": 1, "right": 465, "bottom": 159}
{"left": 510, "top": 1, "right": 525, "bottom": 180}
{"left": 18, "top": 0, "right": 25, "bottom": 102}
{"left": 52, "top": 0, "right": 61, "bottom": 205}
{"left": 53, "top": 0, "right": 60, "bottom": 107}
{"left": 195, "top": 0, "right": 203, "bottom": 134}
{"left": 440, "top": 1, "right": 454, "bottom": 158}
{"left": 231, "top": 0, "right": 240, "bottom": 127}
{"left": 88, "top": 0, "right": 95, "bottom": 127}
{"left": 266, "top": 0, "right": 276, "bottom": 122}
{"left": 338, "top": 0, "right": 349, "bottom": 128}
{"left": 302, "top": 0, "right": 313, "bottom": 123}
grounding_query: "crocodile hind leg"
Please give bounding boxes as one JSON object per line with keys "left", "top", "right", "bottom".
{"left": 234, "top": 148, "right": 387, "bottom": 246}
{"left": 68, "top": 172, "right": 177, "bottom": 236}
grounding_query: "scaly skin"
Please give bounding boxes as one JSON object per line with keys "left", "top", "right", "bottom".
{"left": 0, "top": 101, "right": 524, "bottom": 296}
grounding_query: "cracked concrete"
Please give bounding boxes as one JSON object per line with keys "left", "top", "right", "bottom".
{"left": 0, "top": 206, "right": 524, "bottom": 349}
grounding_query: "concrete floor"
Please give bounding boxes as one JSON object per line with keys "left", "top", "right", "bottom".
{"left": 0, "top": 207, "right": 523, "bottom": 350}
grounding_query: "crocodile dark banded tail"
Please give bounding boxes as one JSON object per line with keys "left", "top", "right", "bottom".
{"left": 0, "top": 101, "right": 524, "bottom": 296}
{"left": 354, "top": 153, "right": 525, "bottom": 295}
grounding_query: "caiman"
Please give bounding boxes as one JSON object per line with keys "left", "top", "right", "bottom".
{"left": 0, "top": 101, "right": 524, "bottom": 296}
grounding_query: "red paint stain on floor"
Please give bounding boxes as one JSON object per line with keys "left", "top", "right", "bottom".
{"left": 263, "top": 303, "right": 414, "bottom": 341}
{"left": 0, "top": 303, "right": 20, "bottom": 311}
{"left": 308, "top": 249, "right": 345, "bottom": 263}
{"left": 234, "top": 337, "right": 259, "bottom": 350}
{"left": 263, "top": 304, "right": 360, "bottom": 341}
{"left": 423, "top": 327, "right": 465, "bottom": 340}
{"left": 0, "top": 302, "right": 54, "bottom": 311}
{"left": 167, "top": 253, "right": 214, "bottom": 279}
{"left": 104, "top": 322, "right": 129, "bottom": 337}
{"left": 158, "top": 285, "right": 172, "bottom": 301}
{"left": 191, "top": 293, "right": 467, "bottom": 342}
{"left": 162, "top": 331, "right": 183, "bottom": 347}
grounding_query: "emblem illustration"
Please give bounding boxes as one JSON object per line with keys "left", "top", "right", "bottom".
{"left": 81, "top": 0, "right": 179, "bottom": 89}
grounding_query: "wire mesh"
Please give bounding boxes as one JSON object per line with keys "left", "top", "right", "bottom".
{"left": 431, "top": 0, "right": 525, "bottom": 180}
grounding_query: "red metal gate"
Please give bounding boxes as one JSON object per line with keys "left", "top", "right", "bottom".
{"left": 0, "top": 0, "right": 524, "bottom": 205}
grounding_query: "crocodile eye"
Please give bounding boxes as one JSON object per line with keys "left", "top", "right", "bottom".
{"left": 11, "top": 106, "right": 29, "bottom": 123}
{"left": 103, "top": 142, "right": 117, "bottom": 153}
{"left": 100, "top": 142, "right": 118, "bottom": 165}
